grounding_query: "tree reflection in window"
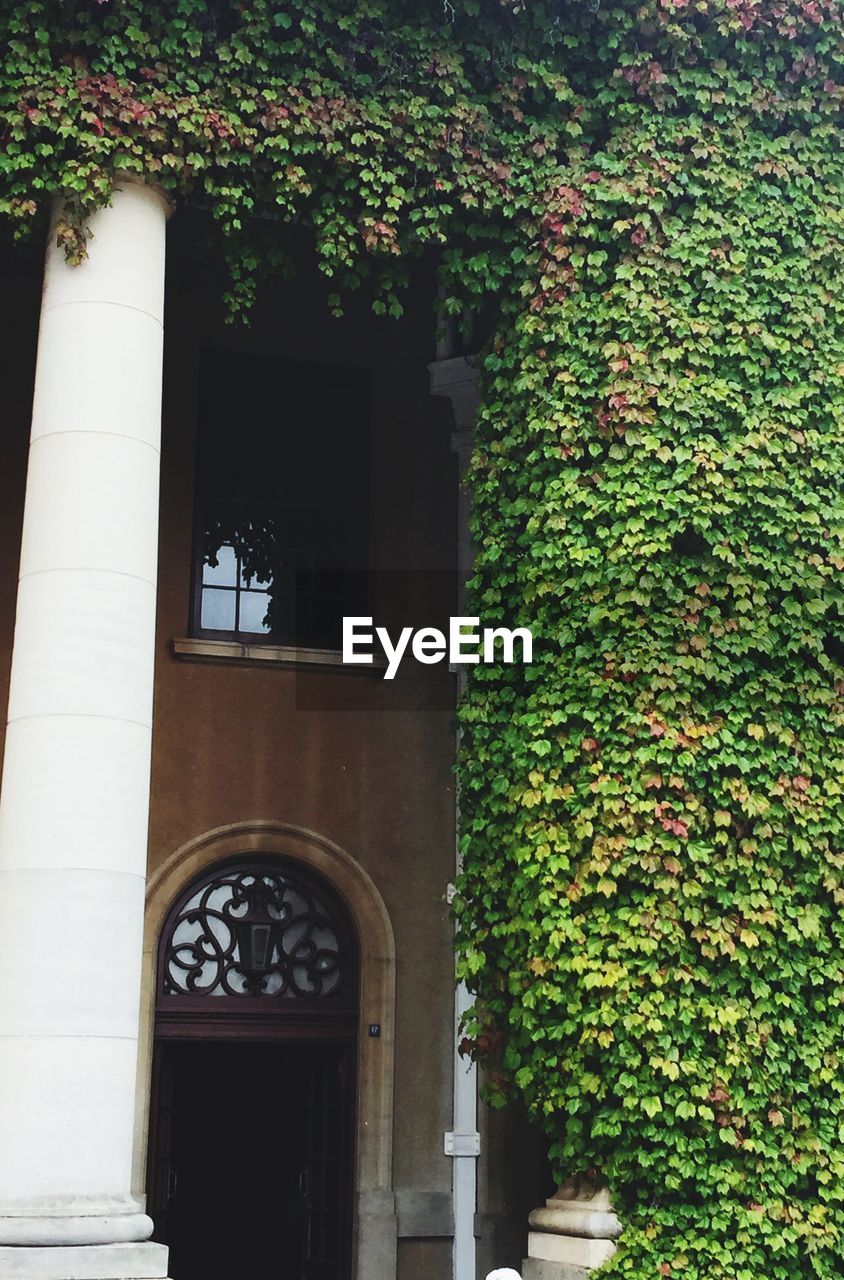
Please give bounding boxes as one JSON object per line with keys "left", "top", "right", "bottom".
{"left": 193, "top": 352, "right": 371, "bottom": 648}
{"left": 200, "top": 516, "right": 278, "bottom": 634}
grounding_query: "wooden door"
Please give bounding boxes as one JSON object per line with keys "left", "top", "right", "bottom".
{"left": 147, "top": 1043, "right": 176, "bottom": 1246}
{"left": 149, "top": 858, "right": 359, "bottom": 1279}
{"left": 147, "top": 1040, "right": 355, "bottom": 1280}
{"left": 302, "top": 1045, "right": 354, "bottom": 1280}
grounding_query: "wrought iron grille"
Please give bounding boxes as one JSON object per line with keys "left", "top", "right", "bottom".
{"left": 161, "top": 864, "right": 345, "bottom": 998}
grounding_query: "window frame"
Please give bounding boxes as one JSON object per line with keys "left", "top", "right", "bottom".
{"left": 189, "top": 352, "right": 373, "bottom": 651}
{"left": 190, "top": 497, "right": 282, "bottom": 645}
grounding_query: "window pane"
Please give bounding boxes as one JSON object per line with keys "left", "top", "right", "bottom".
{"left": 195, "top": 353, "right": 372, "bottom": 647}
{"left": 240, "top": 562, "right": 272, "bottom": 589}
{"left": 201, "top": 587, "right": 236, "bottom": 631}
{"left": 202, "top": 544, "right": 237, "bottom": 586}
{"left": 239, "top": 591, "right": 271, "bottom": 635}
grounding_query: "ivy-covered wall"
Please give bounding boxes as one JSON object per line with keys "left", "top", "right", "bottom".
{"left": 1, "top": 2, "right": 843, "bottom": 1277}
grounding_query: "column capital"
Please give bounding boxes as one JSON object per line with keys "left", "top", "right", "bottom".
{"left": 43, "top": 177, "right": 169, "bottom": 329}
{"left": 112, "top": 174, "right": 175, "bottom": 218}
{"left": 53, "top": 175, "right": 174, "bottom": 220}
{"left": 428, "top": 354, "right": 480, "bottom": 433}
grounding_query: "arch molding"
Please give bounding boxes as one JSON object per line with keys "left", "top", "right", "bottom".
{"left": 134, "top": 821, "right": 398, "bottom": 1280}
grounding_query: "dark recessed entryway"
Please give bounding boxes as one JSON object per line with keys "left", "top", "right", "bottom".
{"left": 147, "top": 857, "right": 359, "bottom": 1280}
{"left": 149, "top": 1041, "right": 353, "bottom": 1280}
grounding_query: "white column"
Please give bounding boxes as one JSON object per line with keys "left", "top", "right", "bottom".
{"left": 0, "top": 183, "right": 170, "bottom": 1279}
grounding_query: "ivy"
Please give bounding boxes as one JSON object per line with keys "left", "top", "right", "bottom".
{"left": 1, "top": 2, "right": 843, "bottom": 1276}
{"left": 0, "top": 0, "right": 577, "bottom": 312}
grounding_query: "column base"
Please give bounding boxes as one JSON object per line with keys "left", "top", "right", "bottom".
{"left": 0, "top": 1242, "right": 170, "bottom": 1279}
{"left": 522, "top": 1261, "right": 589, "bottom": 1280}
{"left": 524, "top": 1177, "right": 620, "bottom": 1277}
{"left": 527, "top": 1231, "right": 616, "bottom": 1269}
{"left": 355, "top": 1189, "right": 398, "bottom": 1279}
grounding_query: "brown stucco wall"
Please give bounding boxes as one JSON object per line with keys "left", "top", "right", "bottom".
{"left": 149, "top": 216, "right": 459, "bottom": 1257}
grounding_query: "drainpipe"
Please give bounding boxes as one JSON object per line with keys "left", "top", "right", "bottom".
{"left": 429, "top": 345, "right": 481, "bottom": 1280}
{"left": 447, "top": 961, "right": 481, "bottom": 1280}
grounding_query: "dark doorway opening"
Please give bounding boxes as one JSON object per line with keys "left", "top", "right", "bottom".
{"left": 148, "top": 858, "right": 360, "bottom": 1280}
{"left": 150, "top": 1040, "right": 354, "bottom": 1280}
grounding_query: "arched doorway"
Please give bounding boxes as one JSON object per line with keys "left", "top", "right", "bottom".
{"left": 147, "top": 856, "right": 359, "bottom": 1280}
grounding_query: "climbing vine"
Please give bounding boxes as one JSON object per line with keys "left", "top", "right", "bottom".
{"left": 0, "top": 0, "right": 578, "bottom": 314}
{"left": 1, "top": 2, "right": 843, "bottom": 1277}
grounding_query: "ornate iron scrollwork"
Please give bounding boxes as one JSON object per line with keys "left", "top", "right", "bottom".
{"left": 162, "top": 865, "right": 344, "bottom": 998}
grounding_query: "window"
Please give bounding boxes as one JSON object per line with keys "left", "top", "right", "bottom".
{"left": 192, "top": 351, "right": 371, "bottom": 649}
{"left": 159, "top": 860, "right": 354, "bottom": 1003}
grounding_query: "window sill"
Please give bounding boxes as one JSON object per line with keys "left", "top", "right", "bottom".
{"left": 172, "top": 636, "right": 387, "bottom": 674}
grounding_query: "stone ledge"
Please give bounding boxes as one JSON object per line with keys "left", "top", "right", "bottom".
{"left": 0, "top": 1242, "right": 170, "bottom": 1279}
{"left": 528, "top": 1232, "right": 616, "bottom": 1269}
{"left": 395, "top": 1189, "right": 453, "bottom": 1238}
{"left": 528, "top": 1204, "right": 621, "bottom": 1240}
{"left": 172, "top": 636, "right": 387, "bottom": 673}
{"left": 522, "top": 1260, "right": 590, "bottom": 1280}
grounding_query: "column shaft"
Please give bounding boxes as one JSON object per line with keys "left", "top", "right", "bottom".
{"left": 0, "top": 183, "right": 168, "bottom": 1260}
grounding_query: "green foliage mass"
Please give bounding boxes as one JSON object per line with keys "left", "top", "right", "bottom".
{"left": 1, "top": 2, "right": 843, "bottom": 1276}
{"left": 0, "top": 0, "right": 579, "bottom": 313}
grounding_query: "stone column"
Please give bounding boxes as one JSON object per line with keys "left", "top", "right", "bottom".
{"left": 0, "top": 183, "right": 170, "bottom": 1279}
{"left": 522, "top": 1176, "right": 621, "bottom": 1279}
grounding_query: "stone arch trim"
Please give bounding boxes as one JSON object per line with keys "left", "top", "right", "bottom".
{"left": 134, "top": 821, "right": 397, "bottom": 1278}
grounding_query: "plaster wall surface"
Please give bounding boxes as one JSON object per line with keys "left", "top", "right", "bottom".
{"left": 149, "top": 221, "right": 457, "bottom": 1211}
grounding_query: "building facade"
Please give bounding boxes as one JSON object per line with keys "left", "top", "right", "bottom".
{"left": 0, "top": 183, "right": 553, "bottom": 1280}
